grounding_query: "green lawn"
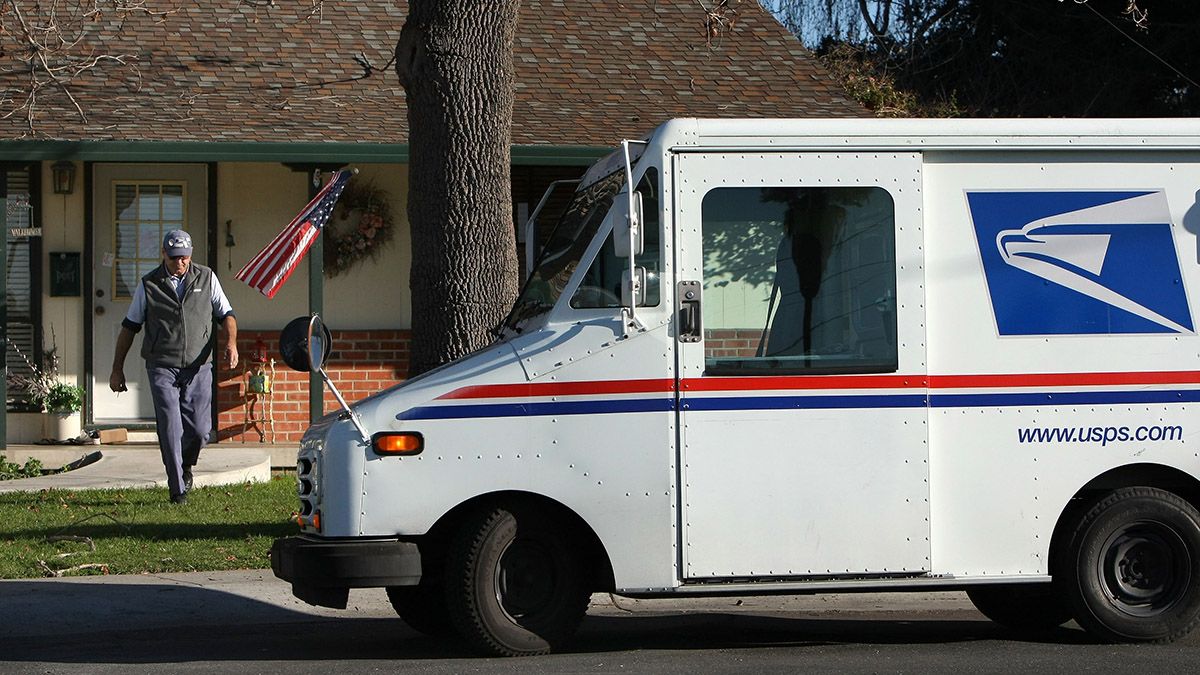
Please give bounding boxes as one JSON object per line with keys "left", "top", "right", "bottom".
{"left": 0, "top": 475, "right": 299, "bottom": 579}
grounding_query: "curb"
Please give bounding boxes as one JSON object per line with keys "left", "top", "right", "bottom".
{"left": 4, "top": 442, "right": 298, "bottom": 471}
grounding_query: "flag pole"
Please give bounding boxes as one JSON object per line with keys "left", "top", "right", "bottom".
{"left": 306, "top": 167, "right": 358, "bottom": 422}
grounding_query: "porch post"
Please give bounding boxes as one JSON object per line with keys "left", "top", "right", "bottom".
{"left": 307, "top": 170, "right": 324, "bottom": 422}
{"left": 1, "top": 170, "right": 8, "bottom": 449}
{"left": 285, "top": 163, "right": 344, "bottom": 424}
{"left": 208, "top": 162, "right": 220, "bottom": 442}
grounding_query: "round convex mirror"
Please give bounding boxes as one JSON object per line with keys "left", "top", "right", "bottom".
{"left": 279, "top": 315, "right": 333, "bottom": 372}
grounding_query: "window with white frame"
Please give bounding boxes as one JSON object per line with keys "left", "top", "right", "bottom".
{"left": 112, "top": 182, "right": 185, "bottom": 299}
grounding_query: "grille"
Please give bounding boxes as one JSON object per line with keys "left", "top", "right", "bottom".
{"left": 296, "top": 452, "right": 319, "bottom": 526}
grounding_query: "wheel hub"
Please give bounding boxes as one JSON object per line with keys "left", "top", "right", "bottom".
{"left": 497, "top": 538, "right": 557, "bottom": 617}
{"left": 1100, "top": 520, "right": 1190, "bottom": 616}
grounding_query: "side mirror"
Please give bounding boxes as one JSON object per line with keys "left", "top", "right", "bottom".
{"left": 307, "top": 315, "right": 329, "bottom": 372}
{"left": 280, "top": 314, "right": 369, "bottom": 443}
{"left": 613, "top": 191, "right": 643, "bottom": 258}
{"left": 280, "top": 315, "right": 333, "bottom": 372}
{"left": 622, "top": 266, "right": 646, "bottom": 307}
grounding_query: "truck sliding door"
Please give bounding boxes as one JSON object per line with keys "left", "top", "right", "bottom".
{"left": 675, "top": 151, "right": 930, "bottom": 581}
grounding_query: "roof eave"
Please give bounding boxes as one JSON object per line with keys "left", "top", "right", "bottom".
{"left": 0, "top": 140, "right": 611, "bottom": 165}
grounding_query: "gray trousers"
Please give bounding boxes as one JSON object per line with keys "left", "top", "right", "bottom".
{"left": 146, "top": 362, "right": 212, "bottom": 497}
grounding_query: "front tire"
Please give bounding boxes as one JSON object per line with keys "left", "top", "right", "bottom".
{"left": 1062, "top": 486, "right": 1200, "bottom": 643}
{"left": 966, "top": 583, "right": 1073, "bottom": 632}
{"left": 444, "top": 504, "right": 590, "bottom": 656}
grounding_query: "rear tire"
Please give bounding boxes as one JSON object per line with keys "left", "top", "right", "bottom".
{"left": 444, "top": 504, "right": 590, "bottom": 656}
{"left": 1062, "top": 486, "right": 1200, "bottom": 643}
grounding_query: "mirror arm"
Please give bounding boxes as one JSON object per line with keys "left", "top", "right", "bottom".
{"left": 317, "top": 366, "right": 371, "bottom": 444}
{"left": 307, "top": 315, "right": 370, "bottom": 445}
{"left": 621, "top": 139, "right": 649, "bottom": 335}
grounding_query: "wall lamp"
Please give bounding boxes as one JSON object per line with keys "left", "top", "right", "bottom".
{"left": 51, "top": 161, "right": 76, "bottom": 195}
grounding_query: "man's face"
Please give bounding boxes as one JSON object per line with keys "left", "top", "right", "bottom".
{"left": 163, "top": 252, "right": 191, "bottom": 277}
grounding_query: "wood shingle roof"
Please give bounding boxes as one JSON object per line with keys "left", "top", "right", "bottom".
{"left": 0, "top": 0, "right": 863, "bottom": 144}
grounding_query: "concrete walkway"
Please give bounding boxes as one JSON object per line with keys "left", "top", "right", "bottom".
{"left": 0, "top": 443, "right": 284, "bottom": 493}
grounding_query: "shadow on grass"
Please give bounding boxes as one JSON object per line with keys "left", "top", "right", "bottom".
{"left": 1, "top": 578, "right": 1101, "bottom": 665}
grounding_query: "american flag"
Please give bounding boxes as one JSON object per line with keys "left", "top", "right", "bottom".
{"left": 236, "top": 169, "right": 353, "bottom": 299}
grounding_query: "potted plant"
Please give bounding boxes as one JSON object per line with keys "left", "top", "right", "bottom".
{"left": 6, "top": 334, "right": 86, "bottom": 441}
{"left": 35, "top": 379, "right": 86, "bottom": 440}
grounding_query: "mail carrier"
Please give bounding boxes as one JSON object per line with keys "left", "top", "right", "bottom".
{"left": 272, "top": 118, "right": 1200, "bottom": 655}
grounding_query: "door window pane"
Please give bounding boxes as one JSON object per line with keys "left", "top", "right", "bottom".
{"left": 162, "top": 185, "right": 184, "bottom": 221}
{"left": 137, "top": 187, "right": 163, "bottom": 220}
{"left": 114, "top": 261, "right": 139, "bottom": 298}
{"left": 111, "top": 182, "right": 186, "bottom": 299}
{"left": 701, "top": 186, "right": 898, "bottom": 374}
{"left": 137, "top": 222, "right": 162, "bottom": 258}
{"left": 115, "top": 184, "right": 137, "bottom": 220}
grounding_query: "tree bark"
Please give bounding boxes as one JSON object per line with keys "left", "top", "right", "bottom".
{"left": 396, "top": 1, "right": 521, "bottom": 376}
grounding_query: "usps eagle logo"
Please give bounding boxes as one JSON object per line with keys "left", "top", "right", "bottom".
{"left": 967, "top": 191, "right": 1193, "bottom": 335}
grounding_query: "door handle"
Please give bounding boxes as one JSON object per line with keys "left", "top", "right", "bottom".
{"left": 677, "top": 280, "right": 701, "bottom": 343}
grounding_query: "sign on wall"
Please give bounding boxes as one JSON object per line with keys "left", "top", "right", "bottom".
{"left": 49, "top": 251, "right": 81, "bottom": 297}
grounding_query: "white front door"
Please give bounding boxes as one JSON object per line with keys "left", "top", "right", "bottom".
{"left": 91, "top": 164, "right": 208, "bottom": 423}
{"left": 675, "top": 151, "right": 931, "bottom": 580}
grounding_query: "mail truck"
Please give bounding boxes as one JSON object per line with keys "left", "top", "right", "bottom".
{"left": 272, "top": 118, "right": 1200, "bottom": 655}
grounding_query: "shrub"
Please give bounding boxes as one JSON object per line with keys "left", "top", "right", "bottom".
{"left": 0, "top": 454, "right": 43, "bottom": 481}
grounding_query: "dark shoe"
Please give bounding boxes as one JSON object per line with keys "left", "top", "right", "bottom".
{"left": 170, "top": 492, "right": 188, "bottom": 505}
{"left": 183, "top": 468, "right": 194, "bottom": 492}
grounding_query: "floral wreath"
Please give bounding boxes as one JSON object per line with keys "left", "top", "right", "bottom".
{"left": 323, "top": 179, "right": 395, "bottom": 277}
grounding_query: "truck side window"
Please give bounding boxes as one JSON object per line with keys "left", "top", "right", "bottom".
{"left": 570, "top": 168, "right": 661, "bottom": 309}
{"left": 700, "top": 186, "right": 898, "bottom": 375}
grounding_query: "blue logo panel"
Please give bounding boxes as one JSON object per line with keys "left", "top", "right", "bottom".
{"left": 967, "top": 191, "right": 1192, "bottom": 335}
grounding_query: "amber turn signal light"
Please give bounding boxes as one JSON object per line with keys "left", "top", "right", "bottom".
{"left": 297, "top": 511, "right": 321, "bottom": 532}
{"left": 373, "top": 432, "right": 424, "bottom": 456}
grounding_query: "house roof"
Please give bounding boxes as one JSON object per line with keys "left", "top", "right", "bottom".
{"left": 0, "top": 0, "right": 863, "bottom": 148}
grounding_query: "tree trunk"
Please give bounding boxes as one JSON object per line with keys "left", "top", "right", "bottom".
{"left": 396, "top": 1, "right": 521, "bottom": 376}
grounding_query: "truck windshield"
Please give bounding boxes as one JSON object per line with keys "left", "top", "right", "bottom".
{"left": 501, "top": 166, "right": 626, "bottom": 332}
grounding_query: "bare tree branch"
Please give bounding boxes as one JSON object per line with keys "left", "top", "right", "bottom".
{"left": 856, "top": 0, "right": 890, "bottom": 42}
{"left": 698, "top": 0, "right": 739, "bottom": 45}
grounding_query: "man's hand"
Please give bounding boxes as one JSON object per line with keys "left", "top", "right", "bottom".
{"left": 220, "top": 315, "right": 239, "bottom": 371}
{"left": 111, "top": 327, "right": 135, "bottom": 392}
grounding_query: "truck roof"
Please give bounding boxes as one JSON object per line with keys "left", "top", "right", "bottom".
{"left": 657, "top": 118, "right": 1200, "bottom": 151}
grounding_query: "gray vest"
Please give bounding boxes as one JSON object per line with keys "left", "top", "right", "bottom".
{"left": 140, "top": 263, "right": 215, "bottom": 368}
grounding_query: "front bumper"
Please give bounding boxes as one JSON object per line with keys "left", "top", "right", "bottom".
{"left": 270, "top": 535, "right": 421, "bottom": 608}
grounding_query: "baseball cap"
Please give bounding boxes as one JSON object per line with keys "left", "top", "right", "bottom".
{"left": 163, "top": 230, "right": 194, "bottom": 257}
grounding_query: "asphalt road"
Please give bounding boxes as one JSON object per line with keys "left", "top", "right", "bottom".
{"left": 2, "top": 571, "right": 1197, "bottom": 674}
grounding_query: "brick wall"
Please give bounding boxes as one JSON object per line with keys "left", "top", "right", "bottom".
{"left": 216, "top": 329, "right": 410, "bottom": 443}
{"left": 704, "top": 328, "right": 763, "bottom": 360}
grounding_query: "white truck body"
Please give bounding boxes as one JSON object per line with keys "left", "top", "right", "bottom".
{"left": 274, "top": 118, "right": 1200, "bottom": 652}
